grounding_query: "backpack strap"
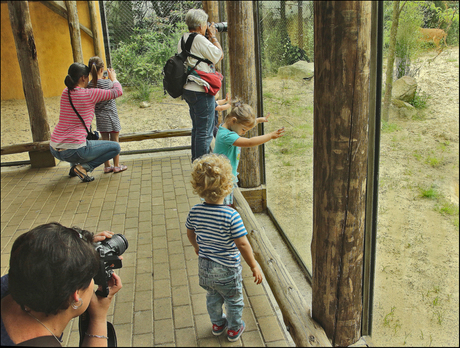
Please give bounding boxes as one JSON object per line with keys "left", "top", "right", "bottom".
{"left": 181, "top": 33, "right": 213, "bottom": 66}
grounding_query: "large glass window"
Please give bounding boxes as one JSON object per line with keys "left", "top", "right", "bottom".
{"left": 259, "top": 1, "right": 315, "bottom": 271}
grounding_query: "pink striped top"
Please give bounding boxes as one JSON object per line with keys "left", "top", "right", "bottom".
{"left": 50, "top": 81, "right": 123, "bottom": 149}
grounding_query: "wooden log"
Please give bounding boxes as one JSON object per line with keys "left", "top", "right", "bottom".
{"left": 65, "top": 0, "right": 84, "bottom": 63}
{"left": 227, "top": 1, "right": 261, "bottom": 188}
{"left": 7, "top": 1, "right": 51, "bottom": 144}
{"left": 39, "top": 1, "right": 93, "bottom": 38}
{"left": 1, "top": 128, "right": 192, "bottom": 155}
{"left": 87, "top": 1, "right": 101, "bottom": 57}
{"left": 118, "top": 129, "right": 191, "bottom": 142}
{"left": 233, "top": 188, "right": 331, "bottom": 347}
{"left": 1, "top": 141, "right": 51, "bottom": 156}
{"left": 312, "top": 1, "right": 371, "bottom": 346}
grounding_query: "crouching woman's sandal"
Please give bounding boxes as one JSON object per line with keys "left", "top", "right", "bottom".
{"left": 71, "top": 165, "right": 94, "bottom": 182}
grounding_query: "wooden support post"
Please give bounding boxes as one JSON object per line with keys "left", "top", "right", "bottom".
{"left": 202, "top": 1, "right": 221, "bottom": 71}
{"left": 233, "top": 188, "right": 331, "bottom": 347}
{"left": 312, "top": 2, "right": 371, "bottom": 346}
{"left": 65, "top": 0, "right": 84, "bottom": 63}
{"left": 87, "top": 1, "right": 101, "bottom": 57}
{"left": 7, "top": 0, "right": 55, "bottom": 168}
{"left": 227, "top": 1, "right": 265, "bottom": 211}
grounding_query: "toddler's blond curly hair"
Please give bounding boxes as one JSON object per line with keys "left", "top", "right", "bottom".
{"left": 191, "top": 154, "right": 234, "bottom": 203}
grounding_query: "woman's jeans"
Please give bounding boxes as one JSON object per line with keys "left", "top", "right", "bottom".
{"left": 50, "top": 140, "right": 120, "bottom": 172}
{"left": 182, "top": 89, "right": 215, "bottom": 162}
{"left": 198, "top": 257, "right": 244, "bottom": 331}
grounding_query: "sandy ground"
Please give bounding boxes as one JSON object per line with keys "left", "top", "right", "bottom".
{"left": 1, "top": 47, "right": 458, "bottom": 346}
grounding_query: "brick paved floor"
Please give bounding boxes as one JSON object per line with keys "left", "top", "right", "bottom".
{"left": 1, "top": 151, "right": 293, "bottom": 347}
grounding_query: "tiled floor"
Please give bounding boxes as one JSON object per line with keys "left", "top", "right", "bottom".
{"left": 1, "top": 151, "right": 293, "bottom": 347}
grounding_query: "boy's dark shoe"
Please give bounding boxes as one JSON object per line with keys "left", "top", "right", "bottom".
{"left": 227, "top": 321, "right": 245, "bottom": 342}
{"left": 212, "top": 319, "right": 227, "bottom": 336}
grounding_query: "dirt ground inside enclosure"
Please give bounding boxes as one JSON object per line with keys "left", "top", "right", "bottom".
{"left": 1, "top": 47, "right": 459, "bottom": 346}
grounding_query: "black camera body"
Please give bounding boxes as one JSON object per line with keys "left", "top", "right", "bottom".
{"left": 93, "top": 234, "right": 128, "bottom": 297}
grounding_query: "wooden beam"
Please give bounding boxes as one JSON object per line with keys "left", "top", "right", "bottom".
{"left": 65, "top": 0, "right": 84, "bottom": 63}
{"left": 1, "top": 129, "right": 192, "bottom": 155}
{"left": 239, "top": 185, "right": 266, "bottom": 213}
{"left": 233, "top": 188, "right": 331, "bottom": 347}
{"left": 87, "top": 1, "right": 100, "bottom": 56}
{"left": 312, "top": 1, "right": 371, "bottom": 346}
{"left": 227, "top": 1, "right": 261, "bottom": 188}
{"left": 7, "top": 0, "right": 54, "bottom": 168}
{"left": 39, "top": 1, "right": 94, "bottom": 38}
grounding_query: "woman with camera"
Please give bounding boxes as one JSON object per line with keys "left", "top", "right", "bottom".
{"left": 1, "top": 223, "right": 122, "bottom": 346}
{"left": 50, "top": 62, "right": 123, "bottom": 182}
{"left": 180, "top": 9, "right": 224, "bottom": 162}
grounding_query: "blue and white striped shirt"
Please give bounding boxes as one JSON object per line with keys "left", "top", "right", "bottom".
{"left": 186, "top": 203, "right": 247, "bottom": 267}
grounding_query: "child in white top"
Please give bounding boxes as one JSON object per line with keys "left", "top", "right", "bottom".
{"left": 213, "top": 102, "right": 285, "bottom": 206}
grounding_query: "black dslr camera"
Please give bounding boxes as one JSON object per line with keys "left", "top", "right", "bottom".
{"left": 206, "top": 22, "right": 228, "bottom": 39}
{"left": 93, "top": 234, "right": 128, "bottom": 297}
{"left": 209, "top": 21, "right": 227, "bottom": 33}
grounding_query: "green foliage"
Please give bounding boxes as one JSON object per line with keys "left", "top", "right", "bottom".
{"left": 409, "top": 89, "right": 430, "bottom": 109}
{"left": 130, "top": 79, "right": 153, "bottom": 101}
{"left": 381, "top": 121, "right": 401, "bottom": 133}
{"left": 436, "top": 201, "right": 459, "bottom": 216}
{"left": 111, "top": 24, "right": 187, "bottom": 87}
{"left": 419, "top": 184, "right": 439, "bottom": 199}
{"left": 394, "top": 2, "right": 428, "bottom": 77}
{"left": 426, "top": 155, "right": 443, "bottom": 167}
{"left": 259, "top": 9, "right": 311, "bottom": 77}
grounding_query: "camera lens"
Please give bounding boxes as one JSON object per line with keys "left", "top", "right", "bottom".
{"left": 215, "top": 22, "right": 228, "bottom": 33}
{"left": 105, "top": 234, "right": 128, "bottom": 255}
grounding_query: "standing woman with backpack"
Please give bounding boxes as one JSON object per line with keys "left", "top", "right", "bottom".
{"left": 179, "top": 9, "right": 223, "bottom": 162}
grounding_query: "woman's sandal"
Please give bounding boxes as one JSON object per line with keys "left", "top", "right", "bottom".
{"left": 71, "top": 165, "right": 94, "bottom": 182}
{"left": 103, "top": 166, "right": 114, "bottom": 173}
{"left": 113, "top": 165, "right": 128, "bottom": 173}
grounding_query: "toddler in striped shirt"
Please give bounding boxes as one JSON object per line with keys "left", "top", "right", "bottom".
{"left": 186, "top": 153, "right": 263, "bottom": 342}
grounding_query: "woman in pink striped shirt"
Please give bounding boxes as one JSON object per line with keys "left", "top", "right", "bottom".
{"left": 50, "top": 63, "right": 123, "bottom": 182}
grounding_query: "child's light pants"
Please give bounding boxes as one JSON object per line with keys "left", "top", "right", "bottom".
{"left": 198, "top": 257, "right": 244, "bottom": 331}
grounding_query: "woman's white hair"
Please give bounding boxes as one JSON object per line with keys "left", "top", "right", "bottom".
{"left": 185, "top": 9, "right": 208, "bottom": 30}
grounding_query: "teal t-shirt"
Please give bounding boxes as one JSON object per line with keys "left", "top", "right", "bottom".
{"left": 214, "top": 126, "right": 240, "bottom": 182}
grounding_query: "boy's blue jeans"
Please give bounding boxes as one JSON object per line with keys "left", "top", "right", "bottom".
{"left": 182, "top": 89, "right": 215, "bottom": 162}
{"left": 198, "top": 257, "right": 244, "bottom": 331}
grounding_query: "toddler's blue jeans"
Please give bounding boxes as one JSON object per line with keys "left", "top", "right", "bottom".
{"left": 198, "top": 257, "right": 244, "bottom": 331}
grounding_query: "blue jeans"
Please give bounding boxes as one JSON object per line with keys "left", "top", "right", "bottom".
{"left": 50, "top": 140, "right": 120, "bottom": 172}
{"left": 182, "top": 89, "right": 215, "bottom": 162}
{"left": 198, "top": 257, "right": 244, "bottom": 331}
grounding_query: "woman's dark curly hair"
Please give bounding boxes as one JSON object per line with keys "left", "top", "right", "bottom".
{"left": 8, "top": 223, "right": 99, "bottom": 315}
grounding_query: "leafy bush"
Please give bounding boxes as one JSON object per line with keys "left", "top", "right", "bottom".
{"left": 260, "top": 10, "right": 311, "bottom": 77}
{"left": 111, "top": 23, "right": 187, "bottom": 87}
